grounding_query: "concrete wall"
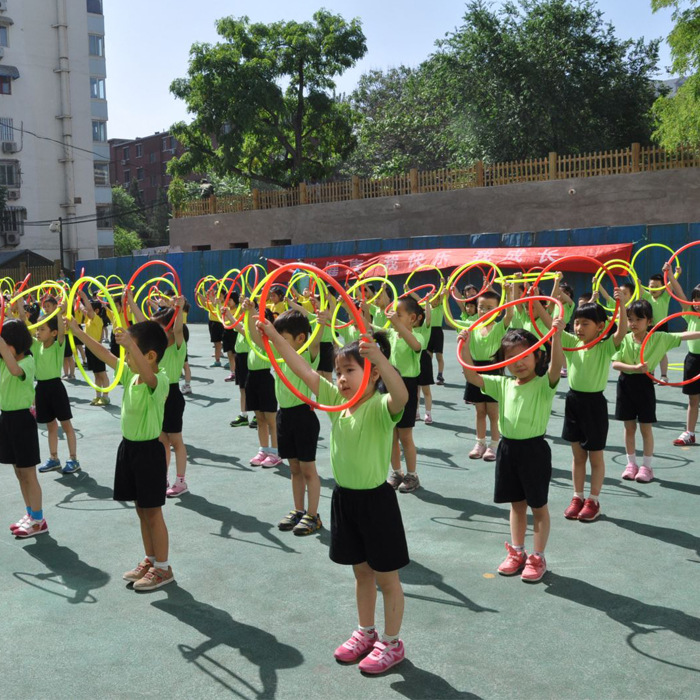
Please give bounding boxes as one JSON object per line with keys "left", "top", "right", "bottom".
{"left": 170, "top": 168, "right": 700, "bottom": 252}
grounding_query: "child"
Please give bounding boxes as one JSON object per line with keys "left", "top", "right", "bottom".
{"left": 227, "top": 308, "right": 253, "bottom": 428}
{"left": 202, "top": 289, "right": 225, "bottom": 368}
{"left": 78, "top": 290, "right": 110, "bottom": 405}
{"left": 384, "top": 296, "right": 430, "bottom": 494}
{"left": 70, "top": 318, "right": 174, "bottom": 590}
{"left": 463, "top": 289, "right": 514, "bottom": 461}
{"left": 33, "top": 313, "right": 81, "bottom": 475}
{"left": 250, "top": 309, "right": 323, "bottom": 535}
{"left": 222, "top": 293, "right": 239, "bottom": 383}
{"left": 459, "top": 317, "right": 565, "bottom": 582}
{"left": 428, "top": 289, "right": 447, "bottom": 385}
{"left": 665, "top": 270, "right": 700, "bottom": 446}
{"left": 258, "top": 320, "right": 409, "bottom": 674}
{"left": 1, "top": 319, "right": 47, "bottom": 538}
{"left": 455, "top": 283, "right": 478, "bottom": 325}
{"left": 612, "top": 299, "right": 700, "bottom": 483}
{"left": 642, "top": 272, "right": 674, "bottom": 382}
{"left": 266, "top": 286, "right": 288, "bottom": 319}
{"left": 180, "top": 300, "right": 193, "bottom": 394}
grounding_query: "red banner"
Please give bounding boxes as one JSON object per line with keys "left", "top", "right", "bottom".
{"left": 268, "top": 243, "right": 633, "bottom": 277}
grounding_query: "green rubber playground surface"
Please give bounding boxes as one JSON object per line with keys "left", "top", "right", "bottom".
{"left": 1, "top": 326, "right": 699, "bottom": 699}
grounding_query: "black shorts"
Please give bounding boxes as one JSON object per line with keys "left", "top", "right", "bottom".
{"left": 162, "top": 383, "right": 185, "bottom": 434}
{"left": 208, "top": 320, "right": 224, "bottom": 344}
{"left": 465, "top": 360, "right": 502, "bottom": 404}
{"left": 330, "top": 482, "right": 409, "bottom": 572}
{"left": 417, "top": 350, "right": 434, "bottom": 386}
{"left": 615, "top": 373, "right": 656, "bottom": 423}
{"left": 183, "top": 324, "right": 190, "bottom": 362}
{"left": 0, "top": 409, "right": 40, "bottom": 468}
{"left": 245, "top": 369, "right": 277, "bottom": 413}
{"left": 427, "top": 327, "right": 444, "bottom": 354}
{"left": 397, "top": 376, "right": 419, "bottom": 428}
{"left": 277, "top": 404, "right": 320, "bottom": 462}
{"left": 222, "top": 328, "right": 237, "bottom": 354}
{"left": 64, "top": 339, "right": 73, "bottom": 358}
{"left": 561, "top": 389, "right": 608, "bottom": 451}
{"left": 682, "top": 353, "right": 700, "bottom": 396}
{"left": 318, "top": 342, "right": 334, "bottom": 373}
{"left": 85, "top": 346, "right": 106, "bottom": 374}
{"left": 495, "top": 436, "right": 551, "bottom": 508}
{"left": 114, "top": 437, "right": 167, "bottom": 508}
{"left": 234, "top": 353, "right": 249, "bottom": 388}
{"left": 35, "top": 378, "right": 72, "bottom": 424}
{"left": 109, "top": 332, "right": 119, "bottom": 358}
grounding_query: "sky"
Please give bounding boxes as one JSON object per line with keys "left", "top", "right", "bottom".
{"left": 104, "top": 0, "right": 677, "bottom": 140}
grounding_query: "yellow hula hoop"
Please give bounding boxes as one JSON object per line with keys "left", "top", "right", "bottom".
{"left": 592, "top": 259, "right": 640, "bottom": 309}
{"left": 243, "top": 264, "right": 268, "bottom": 296}
{"left": 38, "top": 281, "right": 68, "bottom": 304}
{"left": 405, "top": 264, "right": 445, "bottom": 303}
{"left": 9, "top": 285, "right": 63, "bottom": 330}
{"left": 66, "top": 276, "right": 126, "bottom": 393}
{"left": 631, "top": 243, "right": 680, "bottom": 291}
{"left": 444, "top": 260, "right": 505, "bottom": 330}
{"left": 133, "top": 276, "right": 178, "bottom": 318}
{"left": 493, "top": 271, "right": 559, "bottom": 285}
{"left": 333, "top": 277, "right": 398, "bottom": 346}
{"left": 357, "top": 263, "right": 390, "bottom": 304}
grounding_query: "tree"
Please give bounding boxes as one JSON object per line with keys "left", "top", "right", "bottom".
{"left": 651, "top": 0, "right": 700, "bottom": 147}
{"left": 169, "top": 11, "right": 367, "bottom": 187}
{"left": 113, "top": 226, "right": 144, "bottom": 256}
{"left": 433, "top": 0, "right": 661, "bottom": 162}
{"left": 111, "top": 186, "right": 155, "bottom": 246}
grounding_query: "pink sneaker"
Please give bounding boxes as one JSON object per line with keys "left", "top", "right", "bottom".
{"left": 497, "top": 542, "right": 527, "bottom": 576}
{"left": 250, "top": 450, "right": 267, "bottom": 466}
{"left": 166, "top": 480, "right": 189, "bottom": 498}
{"left": 261, "top": 454, "right": 283, "bottom": 468}
{"left": 334, "top": 629, "right": 378, "bottom": 663}
{"left": 521, "top": 554, "right": 547, "bottom": 582}
{"left": 424, "top": 412, "right": 433, "bottom": 425}
{"left": 358, "top": 640, "right": 405, "bottom": 674}
{"left": 14, "top": 519, "right": 49, "bottom": 538}
{"left": 635, "top": 465, "right": 654, "bottom": 483}
{"left": 564, "top": 496, "right": 584, "bottom": 520}
{"left": 10, "top": 514, "right": 30, "bottom": 532}
{"left": 483, "top": 446, "right": 497, "bottom": 462}
{"left": 577, "top": 498, "right": 600, "bottom": 522}
{"left": 469, "top": 442, "right": 486, "bottom": 459}
{"left": 621, "top": 463, "right": 639, "bottom": 480}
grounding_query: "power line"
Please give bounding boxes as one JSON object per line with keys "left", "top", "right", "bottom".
{"left": 21, "top": 198, "right": 170, "bottom": 228}
{"left": 6, "top": 122, "right": 115, "bottom": 161}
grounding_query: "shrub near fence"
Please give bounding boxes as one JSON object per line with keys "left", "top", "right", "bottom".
{"left": 175, "top": 143, "right": 700, "bottom": 219}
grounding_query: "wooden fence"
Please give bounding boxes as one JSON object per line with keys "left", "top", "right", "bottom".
{"left": 174, "top": 143, "right": 700, "bottom": 219}
{"left": 1, "top": 262, "right": 62, "bottom": 286}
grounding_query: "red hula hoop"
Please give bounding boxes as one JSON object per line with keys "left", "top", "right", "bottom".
{"left": 124, "top": 260, "right": 181, "bottom": 331}
{"left": 450, "top": 264, "right": 497, "bottom": 302}
{"left": 221, "top": 269, "right": 248, "bottom": 330}
{"left": 530, "top": 255, "right": 619, "bottom": 352}
{"left": 386, "top": 284, "right": 437, "bottom": 312}
{"left": 260, "top": 263, "right": 371, "bottom": 412}
{"left": 457, "top": 295, "right": 563, "bottom": 372}
{"left": 664, "top": 240, "right": 700, "bottom": 304}
{"left": 641, "top": 310, "right": 700, "bottom": 386}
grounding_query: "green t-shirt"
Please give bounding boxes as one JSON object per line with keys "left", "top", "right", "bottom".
{"left": 642, "top": 289, "right": 671, "bottom": 325}
{"left": 160, "top": 341, "right": 187, "bottom": 384}
{"left": 234, "top": 331, "right": 249, "bottom": 354}
{"left": 247, "top": 344, "right": 271, "bottom": 371}
{"left": 429, "top": 305, "right": 444, "bottom": 328}
{"left": 0, "top": 355, "right": 35, "bottom": 411}
{"left": 275, "top": 349, "right": 320, "bottom": 408}
{"left": 460, "top": 311, "right": 478, "bottom": 324}
{"left": 469, "top": 320, "right": 507, "bottom": 362}
{"left": 120, "top": 366, "right": 169, "bottom": 441}
{"left": 562, "top": 332, "right": 618, "bottom": 393}
{"left": 612, "top": 332, "right": 682, "bottom": 374}
{"left": 387, "top": 325, "right": 429, "bottom": 377}
{"left": 339, "top": 325, "right": 361, "bottom": 346}
{"left": 370, "top": 305, "right": 389, "bottom": 328}
{"left": 318, "top": 378, "right": 402, "bottom": 489}
{"left": 482, "top": 374, "right": 558, "bottom": 439}
{"left": 511, "top": 307, "right": 547, "bottom": 337}
{"left": 32, "top": 339, "right": 64, "bottom": 381}
{"left": 687, "top": 315, "right": 700, "bottom": 354}
{"left": 562, "top": 302, "right": 575, "bottom": 325}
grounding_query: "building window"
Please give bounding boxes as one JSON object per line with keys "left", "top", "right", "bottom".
{"left": 0, "top": 160, "right": 19, "bottom": 188}
{"left": 162, "top": 136, "right": 175, "bottom": 152}
{"left": 192, "top": 244, "right": 211, "bottom": 251}
{"left": 136, "top": 168, "right": 144, "bottom": 181}
{"left": 123, "top": 170, "right": 131, "bottom": 184}
{"left": 96, "top": 204, "right": 112, "bottom": 229}
{"left": 87, "top": 0, "right": 103, "bottom": 15}
{"left": 230, "top": 242, "right": 249, "bottom": 249}
{"left": 88, "top": 34, "right": 104, "bottom": 57}
{"left": 149, "top": 152, "right": 156, "bottom": 164}
{"left": 0, "top": 117, "right": 13, "bottom": 141}
{"left": 150, "top": 174, "right": 157, "bottom": 187}
{"left": 0, "top": 77, "right": 12, "bottom": 96}
{"left": 92, "top": 120, "right": 107, "bottom": 142}
{"left": 94, "top": 162, "right": 110, "bottom": 186}
{"left": 135, "top": 144, "right": 143, "bottom": 158}
{"left": 122, "top": 146, "right": 130, "bottom": 161}
{"left": 271, "top": 238, "right": 292, "bottom": 246}
{"left": 90, "top": 77, "right": 106, "bottom": 100}
{"left": 0, "top": 27, "right": 8, "bottom": 48}
{"left": 0, "top": 206, "right": 26, "bottom": 236}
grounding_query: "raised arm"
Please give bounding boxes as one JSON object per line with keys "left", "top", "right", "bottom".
{"left": 57, "top": 301, "right": 67, "bottom": 345}
{"left": 457, "top": 329, "right": 484, "bottom": 388}
{"left": 79, "top": 289, "right": 95, "bottom": 319}
{"left": 612, "top": 288, "right": 628, "bottom": 346}
{"left": 0, "top": 336, "right": 25, "bottom": 376}
{"left": 360, "top": 338, "right": 408, "bottom": 416}
{"left": 548, "top": 317, "right": 565, "bottom": 387}
{"left": 387, "top": 310, "right": 421, "bottom": 351}
{"left": 664, "top": 262, "right": 688, "bottom": 306}
{"left": 67, "top": 317, "right": 118, "bottom": 370}
{"left": 173, "top": 295, "right": 185, "bottom": 347}
{"left": 124, "top": 287, "right": 146, "bottom": 323}
{"left": 116, "top": 328, "right": 157, "bottom": 388}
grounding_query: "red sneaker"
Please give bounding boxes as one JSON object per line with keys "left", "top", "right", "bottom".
{"left": 577, "top": 498, "right": 600, "bottom": 522}
{"left": 358, "top": 640, "right": 405, "bottom": 674}
{"left": 564, "top": 496, "right": 584, "bottom": 520}
{"left": 497, "top": 542, "right": 527, "bottom": 576}
{"left": 673, "top": 431, "right": 695, "bottom": 446}
{"left": 334, "top": 629, "right": 378, "bottom": 663}
{"left": 521, "top": 554, "right": 547, "bottom": 582}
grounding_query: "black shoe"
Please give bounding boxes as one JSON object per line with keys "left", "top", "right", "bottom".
{"left": 249, "top": 417, "right": 258, "bottom": 429}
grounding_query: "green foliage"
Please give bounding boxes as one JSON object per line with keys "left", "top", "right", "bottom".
{"left": 169, "top": 10, "right": 367, "bottom": 187}
{"left": 651, "top": 1, "right": 700, "bottom": 147}
{"left": 113, "top": 226, "right": 144, "bottom": 256}
{"left": 432, "top": 0, "right": 661, "bottom": 162}
{"left": 111, "top": 186, "right": 156, "bottom": 246}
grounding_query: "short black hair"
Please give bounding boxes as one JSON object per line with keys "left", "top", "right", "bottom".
{"left": 336, "top": 330, "right": 390, "bottom": 367}
{"left": 90, "top": 299, "right": 102, "bottom": 312}
{"left": 1, "top": 318, "right": 32, "bottom": 355}
{"left": 270, "top": 285, "right": 285, "bottom": 298}
{"left": 42, "top": 296, "right": 58, "bottom": 308}
{"left": 127, "top": 320, "right": 168, "bottom": 362}
{"left": 627, "top": 299, "right": 653, "bottom": 322}
{"left": 649, "top": 273, "right": 665, "bottom": 284}
{"left": 497, "top": 329, "right": 547, "bottom": 376}
{"left": 560, "top": 282, "right": 574, "bottom": 298}
{"left": 45, "top": 315, "right": 60, "bottom": 333}
{"left": 691, "top": 284, "right": 700, "bottom": 301}
{"left": 578, "top": 292, "right": 593, "bottom": 304}
{"left": 152, "top": 307, "right": 175, "bottom": 330}
{"left": 478, "top": 291, "right": 500, "bottom": 304}
{"left": 620, "top": 282, "right": 635, "bottom": 295}
{"left": 572, "top": 303, "right": 607, "bottom": 324}
{"left": 274, "top": 309, "right": 311, "bottom": 340}
{"left": 397, "top": 296, "right": 425, "bottom": 325}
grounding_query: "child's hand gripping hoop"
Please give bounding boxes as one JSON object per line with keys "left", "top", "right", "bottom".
{"left": 405, "top": 264, "right": 445, "bottom": 303}
{"left": 124, "top": 260, "right": 181, "bottom": 331}
{"left": 592, "top": 258, "right": 640, "bottom": 309}
{"left": 444, "top": 260, "right": 505, "bottom": 330}
{"left": 663, "top": 239, "right": 700, "bottom": 304}
{"left": 260, "top": 263, "right": 371, "bottom": 412}
{"left": 10, "top": 285, "right": 63, "bottom": 330}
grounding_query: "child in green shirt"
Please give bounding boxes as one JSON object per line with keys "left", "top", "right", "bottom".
{"left": 642, "top": 271, "right": 675, "bottom": 382}
{"left": 1, "top": 319, "right": 46, "bottom": 538}
{"left": 258, "top": 317, "right": 409, "bottom": 675}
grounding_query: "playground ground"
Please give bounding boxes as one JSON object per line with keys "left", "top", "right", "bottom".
{"left": 1, "top": 325, "right": 699, "bottom": 699}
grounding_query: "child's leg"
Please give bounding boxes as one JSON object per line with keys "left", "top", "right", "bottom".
{"left": 240, "top": 388, "right": 247, "bottom": 414}
{"left": 168, "top": 433, "right": 187, "bottom": 478}
{"left": 422, "top": 385, "right": 432, "bottom": 414}
{"left": 623, "top": 420, "right": 638, "bottom": 459}
{"left": 687, "top": 395, "right": 699, "bottom": 433}
{"left": 416, "top": 385, "right": 421, "bottom": 412}
{"left": 510, "top": 500, "right": 528, "bottom": 547}
{"left": 531, "top": 504, "right": 551, "bottom": 554}
{"left": 183, "top": 361, "right": 191, "bottom": 384}
{"left": 95, "top": 371, "right": 109, "bottom": 396}
{"left": 14, "top": 466, "right": 42, "bottom": 513}
{"left": 436, "top": 352, "right": 444, "bottom": 375}
{"left": 475, "top": 403, "right": 487, "bottom": 440}
{"left": 159, "top": 433, "right": 172, "bottom": 470}
{"left": 639, "top": 422, "right": 654, "bottom": 460}
{"left": 60, "top": 420, "right": 78, "bottom": 459}
{"left": 47, "top": 419, "right": 59, "bottom": 459}
{"left": 588, "top": 450, "right": 605, "bottom": 498}
{"left": 374, "top": 569, "right": 404, "bottom": 638}
{"left": 288, "top": 458, "right": 304, "bottom": 511}
{"left": 486, "top": 402, "right": 500, "bottom": 443}
{"left": 353, "top": 562, "right": 378, "bottom": 628}
{"left": 135, "top": 505, "right": 169, "bottom": 564}
{"left": 300, "top": 460, "right": 320, "bottom": 516}
{"left": 660, "top": 354, "right": 669, "bottom": 378}
{"left": 391, "top": 428, "right": 402, "bottom": 473}
{"left": 265, "top": 412, "right": 277, "bottom": 449}
{"left": 571, "top": 442, "right": 588, "bottom": 495}
{"left": 227, "top": 351, "right": 235, "bottom": 373}
{"left": 398, "top": 428, "right": 416, "bottom": 473}
{"left": 214, "top": 341, "right": 222, "bottom": 363}
{"left": 255, "top": 410, "right": 269, "bottom": 448}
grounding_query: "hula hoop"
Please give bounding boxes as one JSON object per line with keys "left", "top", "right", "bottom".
{"left": 260, "top": 263, "right": 371, "bottom": 412}
{"left": 334, "top": 277, "right": 397, "bottom": 342}
{"left": 390, "top": 284, "right": 437, "bottom": 309}
{"left": 494, "top": 271, "right": 559, "bottom": 285}
{"left": 664, "top": 239, "right": 700, "bottom": 305}
{"left": 592, "top": 258, "right": 640, "bottom": 309}
{"left": 444, "top": 261, "right": 505, "bottom": 330}
{"left": 124, "top": 261, "right": 181, "bottom": 331}
{"left": 405, "top": 264, "right": 445, "bottom": 303}
{"left": 457, "top": 295, "right": 563, "bottom": 372}
{"left": 66, "top": 276, "right": 125, "bottom": 393}
{"left": 530, "top": 256, "right": 619, "bottom": 352}
{"left": 631, "top": 243, "right": 680, "bottom": 291}
{"left": 641, "top": 310, "right": 700, "bottom": 386}
{"left": 0, "top": 289, "right": 4, "bottom": 326}
{"left": 9, "top": 285, "right": 63, "bottom": 330}
{"left": 133, "top": 276, "right": 178, "bottom": 319}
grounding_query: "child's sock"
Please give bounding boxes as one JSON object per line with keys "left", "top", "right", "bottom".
{"left": 359, "top": 625, "right": 375, "bottom": 636}
{"left": 489, "top": 440, "right": 499, "bottom": 449}
{"left": 476, "top": 437, "right": 486, "bottom": 446}
{"left": 261, "top": 446, "right": 270, "bottom": 454}
{"left": 382, "top": 633, "right": 400, "bottom": 644}
{"left": 589, "top": 494, "right": 599, "bottom": 504}
{"left": 689, "top": 431, "right": 696, "bottom": 437}
{"left": 268, "top": 447, "right": 278, "bottom": 456}
{"left": 176, "top": 475, "right": 186, "bottom": 483}
{"left": 534, "top": 550, "right": 546, "bottom": 558}
{"left": 574, "top": 491, "right": 585, "bottom": 501}
{"left": 145, "top": 555, "right": 155, "bottom": 564}
{"left": 512, "top": 544, "right": 525, "bottom": 552}
{"left": 642, "top": 455, "right": 653, "bottom": 468}
{"left": 154, "top": 560, "right": 170, "bottom": 571}
{"left": 30, "top": 509, "right": 43, "bottom": 522}
{"left": 626, "top": 453, "right": 637, "bottom": 465}
{"left": 25, "top": 506, "right": 31, "bottom": 517}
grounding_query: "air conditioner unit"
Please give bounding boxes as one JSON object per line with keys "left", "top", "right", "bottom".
{"left": 2, "top": 141, "right": 17, "bottom": 153}
{"left": 121, "top": 159, "right": 128, "bottom": 165}
{"left": 4, "top": 232, "right": 20, "bottom": 246}
{"left": 7, "top": 189, "right": 19, "bottom": 200}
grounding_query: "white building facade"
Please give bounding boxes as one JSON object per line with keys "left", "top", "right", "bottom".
{"left": 0, "top": 0, "right": 112, "bottom": 268}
